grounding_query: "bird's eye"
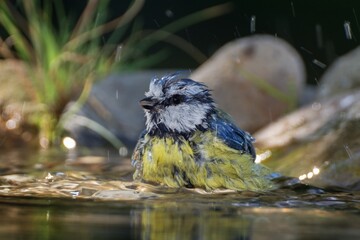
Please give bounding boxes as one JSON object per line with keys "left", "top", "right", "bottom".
{"left": 169, "top": 94, "right": 182, "bottom": 105}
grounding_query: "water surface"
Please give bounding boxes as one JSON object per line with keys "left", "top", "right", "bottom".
{"left": 0, "top": 149, "right": 359, "bottom": 240}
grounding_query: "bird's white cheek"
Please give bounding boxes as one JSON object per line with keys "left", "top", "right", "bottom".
{"left": 161, "top": 104, "right": 210, "bottom": 132}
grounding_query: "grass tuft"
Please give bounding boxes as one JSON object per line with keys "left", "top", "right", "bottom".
{"left": 0, "top": 0, "right": 231, "bottom": 148}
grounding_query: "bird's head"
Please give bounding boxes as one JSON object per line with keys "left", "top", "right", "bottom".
{"left": 140, "top": 73, "right": 215, "bottom": 136}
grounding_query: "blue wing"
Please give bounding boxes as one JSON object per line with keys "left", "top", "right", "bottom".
{"left": 210, "top": 110, "right": 256, "bottom": 159}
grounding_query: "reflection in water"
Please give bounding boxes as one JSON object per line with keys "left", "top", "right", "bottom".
{"left": 132, "top": 202, "right": 252, "bottom": 240}
{"left": 0, "top": 201, "right": 133, "bottom": 240}
{"left": 1, "top": 198, "right": 360, "bottom": 240}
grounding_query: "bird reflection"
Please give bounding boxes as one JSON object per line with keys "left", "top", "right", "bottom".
{"left": 131, "top": 201, "right": 253, "bottom": 240}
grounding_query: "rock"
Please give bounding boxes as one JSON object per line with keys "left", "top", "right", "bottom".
{"left": 63, "top": 70, "right": 174, "bottom": 149}
{"left": 191, "top": 35, "right": 306, "bottom": 133}
{"left": 254, "top": 90, "right": 360, "bottom": 190}
{"left": 318, "top": 46, "right": 360, "bottom": 99}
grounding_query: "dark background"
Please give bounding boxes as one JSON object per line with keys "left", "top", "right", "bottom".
{"left": 125, "top": 0, "right": 359, "bottom": 84}
{"left": 26, "top": 0, "right": 360, "bottom": 84}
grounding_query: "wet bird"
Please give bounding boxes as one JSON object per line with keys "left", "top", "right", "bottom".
{"left": 131, "top": 73, "right": 275, "bottom": 191}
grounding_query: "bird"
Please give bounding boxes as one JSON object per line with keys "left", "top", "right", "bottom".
{"left": 131, "top": 73, "right": 275, "bottom": 191}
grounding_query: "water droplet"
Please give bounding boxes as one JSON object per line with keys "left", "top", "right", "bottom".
{"left": 165, "top": 9, "right": 174, "bottom": 18}
{"left": 290, "top": 1, "right": 296, "bottom": 17}
{"left": 119, "top": 147, "right": 128, "bottom": 157}
{"left": 45, "top": 172, "right": 54, "bottom": 181}
{"left": 153, "top": 19, "right": 160, "bottom": 28}
{"left": 234, "top": 26, "right": 241, "bottom": 38}
{"left": 300, "top": 47, "right": 313, "bottom": 55}
{"left": 344, "top": 21, "right": 353, "bottom": 39}
{"left": 344, "top": 145, "right": 353, "bottom": 159}
{"left": 255, "top": 150, "right": 272, "bottom": 164}
{"left": 312, "top": 59, "right": 326, "bottom": 69}
{"left": 250, "top": 15, "right": 256, "bottom": 33}
{"left": 115, "top": 44, "right": 123, "bottom": 62}
{"left": 46, "top": 210, "right": 50, "bottom": 221}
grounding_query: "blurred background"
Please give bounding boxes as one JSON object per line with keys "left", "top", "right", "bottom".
{"left": 61, "top": 0, "right": 360, "bottom": 83}
{"left": 1, "top": 0, "right": 359, "bottom": 149}
{"left": 1, "top": 2, "right": 360, "bottom": 238}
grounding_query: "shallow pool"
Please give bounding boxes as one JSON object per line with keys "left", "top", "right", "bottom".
{"left": 0, "top": 149, "right": 359, "bottom": 240}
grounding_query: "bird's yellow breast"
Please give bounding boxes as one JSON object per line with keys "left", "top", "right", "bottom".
{"left": 139, "top": 131, "right": 274, "bottom": 191}
{"left": 142, "top": 136, "right": 195, "bottom": 188}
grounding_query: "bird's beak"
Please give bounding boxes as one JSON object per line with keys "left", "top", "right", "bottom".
{"left": 140, "top": 97, "right": 157, "bottom": 110}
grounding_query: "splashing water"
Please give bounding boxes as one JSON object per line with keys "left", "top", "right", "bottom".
{"left": 250, "top": 15, "right": 256, "bottom": 33}
{"left": 344, "top": 21, "right": 353, "bottom": 40}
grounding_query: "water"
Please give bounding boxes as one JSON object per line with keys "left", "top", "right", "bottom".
{"left": 0, "top": 149, "right": 360, "bottom": 239}
{"left": 1, "top": 197, "right": 359, "bottom": 240}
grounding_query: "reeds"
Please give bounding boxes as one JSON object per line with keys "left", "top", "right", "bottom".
{"left": 0, "top": 0, "right": 231, "bottom": 148}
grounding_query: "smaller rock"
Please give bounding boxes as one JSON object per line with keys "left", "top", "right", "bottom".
{"left": 254, "top": 91, "right": 360, "bottom": 190}
{"left": 191, "top": 35, "right": 306, "bottom": 132}
{"left": 318, "top": 46, "right": 360, "bottom": 99}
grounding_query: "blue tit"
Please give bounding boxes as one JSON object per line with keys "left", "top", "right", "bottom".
{"left": 131, "top": 73, "right": 275, "bottom": 191}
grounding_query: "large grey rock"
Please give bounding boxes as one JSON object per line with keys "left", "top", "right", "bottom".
{"left": 318, "top": 46, "right": 360, "bottom": 99}
{"left": 254, "top": 90, "right": 360, "bottom": 190}
{"left": 191, "top": 35, "right": 306, "bottom": 133}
